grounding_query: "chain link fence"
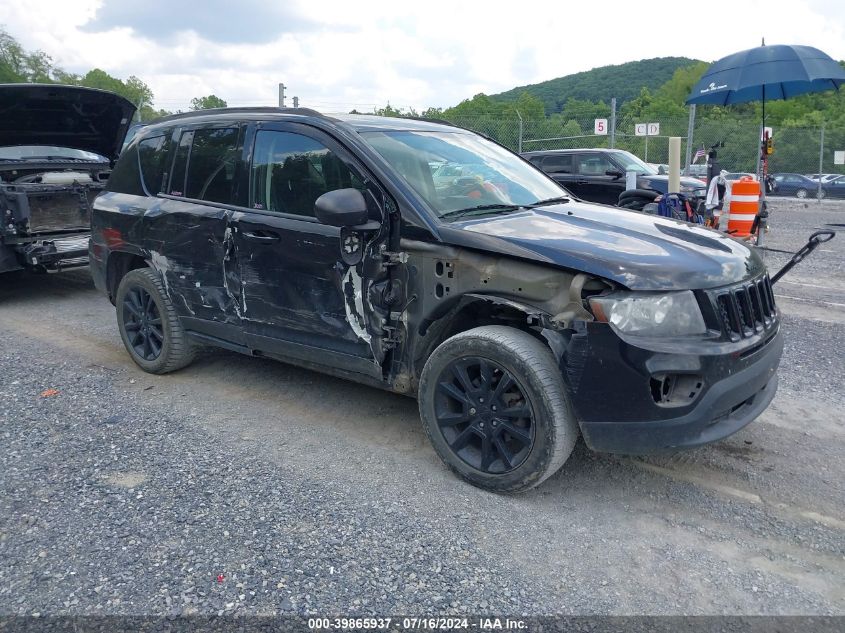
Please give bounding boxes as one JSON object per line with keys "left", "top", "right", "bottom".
{"left": 434, "top": 107, "right": 845, "bottom": 179}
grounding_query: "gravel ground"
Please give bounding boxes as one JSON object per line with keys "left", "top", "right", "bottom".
{"left": 1, "top": 198, "right": 843, "bottom": 618}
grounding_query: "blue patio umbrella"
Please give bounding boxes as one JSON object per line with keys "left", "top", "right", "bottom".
{"left": 686, "top": 43, "right": 845, "bottom": 242}
{"left": 686, "top": 44, "right": 845, "bottom": 108}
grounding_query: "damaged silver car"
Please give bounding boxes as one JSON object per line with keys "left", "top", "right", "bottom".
{"left": 90, "top": 109, "right": 783, "bottom": 492}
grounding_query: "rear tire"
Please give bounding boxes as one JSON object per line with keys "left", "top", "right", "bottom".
{"left": 115, "top": 268, "right": 196, "bottom": 374}
{"left": 795, "top": 188, "right": 808, "bottom": 199}
{"left": 418, "top": 326, "right": 578, "bottom": 493}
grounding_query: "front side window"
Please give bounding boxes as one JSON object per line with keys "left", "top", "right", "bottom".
{"left": 610, "top": 151, "right": 657, "bottom": 175}
{"left": 249, "top": 130, "right": 364, "bottom": 216}
{"left": 361, "top": 130, "right": 564, "bottom": 218}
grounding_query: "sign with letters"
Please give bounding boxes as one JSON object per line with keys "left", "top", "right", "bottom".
{"left": 635, "top": 122, "right": 660, "bottom": 136}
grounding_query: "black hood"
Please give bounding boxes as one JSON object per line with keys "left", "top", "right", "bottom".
{"left": 0, "top": 84, "right": 136, "bottom": 161}
{"left": 437, "top": 201, "right": 765, "bottom": 291}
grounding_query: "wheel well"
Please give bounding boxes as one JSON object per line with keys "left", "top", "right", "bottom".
{"left": 106, "top": 251, "right": 149, "bottom": 303}
{"left": 412, "top": 298, "right": 547, "bottom": 386}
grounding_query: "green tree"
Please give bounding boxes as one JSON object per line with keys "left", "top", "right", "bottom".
{"left": 656, "top": 62, "right": 709, "bottom": 104}
{"left": 0, "top": 27, "right": 168, "bottom": 121}
{"left": 0, "top": 27, "right": 56, "bottom": 82}
{"left": 190, "top": 94, "right": 228, "bottom": 110}
{"left": 372, "top": 103, "right": 407, "bottom": 117}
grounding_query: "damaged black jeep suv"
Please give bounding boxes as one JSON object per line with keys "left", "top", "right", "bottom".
{"left": 0, "top": 84, "right": 135, "bottom": 274}
{"left": 90, "top": 108, "right": 782, "bottom": 492}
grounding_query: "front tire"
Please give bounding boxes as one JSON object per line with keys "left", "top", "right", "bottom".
{"left": 418, "top": 326, "right": 579, "bottom": 492}
{"left": 115, "top": 268, "right": 196, "bottom": 374}
{"left": 795, "top": 188, "right": 808, "bottom": 199}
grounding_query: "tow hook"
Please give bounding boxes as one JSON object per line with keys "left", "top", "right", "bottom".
{"left": 769, "top": 230, "right": 836, "bottom": 285}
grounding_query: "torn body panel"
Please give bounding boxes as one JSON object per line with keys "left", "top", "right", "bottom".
{"left": 389, "top": 238, "right": 606, "bottom": 394}
{"left": 143, "top": 197, "right": 238, "bottom": 325}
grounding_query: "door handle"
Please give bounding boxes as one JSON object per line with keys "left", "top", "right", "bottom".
{"left": 242, "top": 230, "right": 280, "bottom": 243}
{"left": 576, "top": 180, "right": 589, "bottom": 185}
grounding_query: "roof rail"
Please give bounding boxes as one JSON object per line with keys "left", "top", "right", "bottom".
{"left": 396, "top": 115, "right": 456, "bottom": 128}
{"left": 150, "top": 106, "right": 325, "bottom": 124}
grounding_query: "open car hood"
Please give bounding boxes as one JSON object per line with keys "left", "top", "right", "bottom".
{"left": 0, "top": 84, "right": 136, "bottom": 161}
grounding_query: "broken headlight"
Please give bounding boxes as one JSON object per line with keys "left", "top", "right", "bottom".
{"left": 589, "top": 290, "right": 706, "bottom": 337}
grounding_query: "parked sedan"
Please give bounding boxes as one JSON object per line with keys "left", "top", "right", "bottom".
{"left": 769, "top": 173, "right": 823, "bottom": 198}
{"left": 806, "top": 173, "right": 840, "bottom": 184}
{"left": 822, "top": 175, "right": 845, "bottom": 199}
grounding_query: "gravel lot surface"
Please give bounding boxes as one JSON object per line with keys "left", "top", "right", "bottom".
{"left": 1, "top": 198, "right": 843, "bottom": 617}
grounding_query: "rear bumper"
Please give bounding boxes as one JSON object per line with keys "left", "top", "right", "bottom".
{"left": 567, "top": 325, "right": 783, "bottom": 454}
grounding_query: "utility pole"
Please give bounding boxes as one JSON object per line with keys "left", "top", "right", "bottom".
{"left": 278, "top": 83, "right": 286, "bottom": 108}
{"left": 684, "top": 104, "right": 695, "bottom": 176}
{"left": 293, "top": 96, "right": 299, "bottom": 108}
{"left": 609, "top": 98, "right": 616, "bottom": 149}
{"left": 515, "top": 109, "right": 523, "bottom": 154}
{"left": 818, "top": 124, "right": 825, "bottom": 204}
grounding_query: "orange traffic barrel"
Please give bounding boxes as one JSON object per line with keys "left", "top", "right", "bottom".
{"left": 727, "top": 177, "right": 759, "bottom": 239}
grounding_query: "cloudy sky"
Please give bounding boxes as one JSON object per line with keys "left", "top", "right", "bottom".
{"left": 3, "top": 0, "right": 845, "bottom": 113}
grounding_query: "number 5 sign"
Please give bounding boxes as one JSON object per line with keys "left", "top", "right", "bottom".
{"left": 594, "top": 119, "right": 608, "bottom": 135}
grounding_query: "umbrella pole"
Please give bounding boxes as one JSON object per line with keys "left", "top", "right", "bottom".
{"left": 757, "top": 88, "right": 769, "bottom": 246}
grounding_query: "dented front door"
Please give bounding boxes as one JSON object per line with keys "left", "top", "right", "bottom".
{"left": 231, "top": 123, "right": 385, "bottom": 377}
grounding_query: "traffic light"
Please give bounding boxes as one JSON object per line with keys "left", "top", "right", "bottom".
{"left": 766, "top": 137, "right": 773, "bottom": 155}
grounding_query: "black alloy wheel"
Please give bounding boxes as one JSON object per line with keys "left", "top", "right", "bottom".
{"left": 434, "top": 356, "right": 535, "bottom": 474}
{"left": 122, "top": 286, "right": 164, "bottom": 361}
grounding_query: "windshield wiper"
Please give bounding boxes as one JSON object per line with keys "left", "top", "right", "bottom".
{"left": 439, "top": 203, "right": 523, "bottom": 220}
{"left": 526, "top": 196, "right": 570, "bottom": 207}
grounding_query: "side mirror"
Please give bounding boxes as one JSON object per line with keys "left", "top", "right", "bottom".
{"left": 606, "top": 169, "right": 624, "bottom": 179}
{"left": 657, "top": 165, "right": 666, "bottom": 175}
{"left": 314, "top": 188, "right": 369, "bottom": 227}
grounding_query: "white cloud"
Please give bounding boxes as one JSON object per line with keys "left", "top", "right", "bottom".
{"left": 2, "top": 0, "right": 844, "bottom": 113}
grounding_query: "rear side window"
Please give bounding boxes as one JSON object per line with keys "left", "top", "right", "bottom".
{"left": 168, "top": 131, "right": 193, "bottom": 197}
{"left": 138, "top": 135, "right": 169, "bottom": 195}
{"left": 577, "top": 154, "right": 615, "bottom": 175}
{"left": 105, "top": 143, "right": 144, "bottom": 196}
{"left": 168, "top": 127, "right": 240, "bottom": 204}
{"left": 249, "top": 130, "right": 364, "bottom": 217}
{"left": 541, "top": 154, "right": 573, "bottom": 173}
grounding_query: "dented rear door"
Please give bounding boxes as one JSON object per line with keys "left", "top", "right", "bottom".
{"left": 143, "top": 125, "right": 244, "bottom": 337}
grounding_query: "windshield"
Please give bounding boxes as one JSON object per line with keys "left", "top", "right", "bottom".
{"left": 361, "top": 130, "right": 566, "bottom": 218}
{"left": 611, "top": 150, "right": 657, "bottom": 175}
{"left": 0, "top": 145, "right": 107, "bottom": 161}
